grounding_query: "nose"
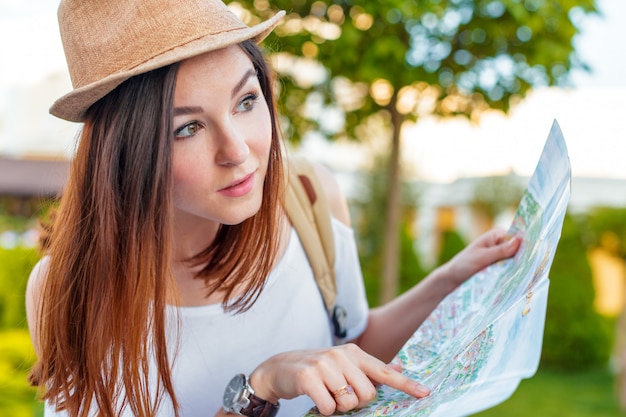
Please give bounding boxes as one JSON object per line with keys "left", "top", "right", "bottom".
{"left": 214, "top": 123, "right": 250, "bottom": 166}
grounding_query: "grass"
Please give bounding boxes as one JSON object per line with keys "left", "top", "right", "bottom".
{"left": 474, "top": 367, "right": 626, "bottom": 417}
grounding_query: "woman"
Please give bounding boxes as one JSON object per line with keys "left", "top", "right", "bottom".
{"left": 26, "top": 1, "right": 521, "bottom": 416}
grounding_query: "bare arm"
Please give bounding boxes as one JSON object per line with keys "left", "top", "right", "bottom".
{"left": 25, "top": 256, "right": 49, "bottom": 357}
{"left": 210, "top": 163, "right": 519, "bottom": 416}
{"left": 354, "top": 229, "right": 521, "bottom": 362}
{"left": 312, "top": 162, "right": 521, "bottom": 361}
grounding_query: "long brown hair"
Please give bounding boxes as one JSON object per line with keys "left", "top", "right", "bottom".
{"left": 30, "top": 40, "right": 285, "bottom": 417}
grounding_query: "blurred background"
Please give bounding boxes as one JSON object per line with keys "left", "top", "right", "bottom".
{"left": 1, "top": 0, "right": 625, "bottom": 416}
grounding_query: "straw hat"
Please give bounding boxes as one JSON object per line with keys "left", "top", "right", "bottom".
{"left": 50, "top": 0, "right": 285, "bottom": 122}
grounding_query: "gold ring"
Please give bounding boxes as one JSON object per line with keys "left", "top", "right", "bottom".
{"left": 331, "top": 384, "right": 354, "bottom": 399}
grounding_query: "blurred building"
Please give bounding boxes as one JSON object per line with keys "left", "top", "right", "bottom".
{"left": 334, "top": 168, "right": 626, "bottom": 318}
{"left": 0, "top": 156, "right": 68, "bottom": 217}
{"left": 2, "top": 156, "right": 625, "bottom": 315}
{"left": 416, "top": 175, "right": 626, "bottom": 318}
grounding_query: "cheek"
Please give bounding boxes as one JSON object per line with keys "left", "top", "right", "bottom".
{"left": 171, "top": 151, "right": 202, "bottom": 203}
{"left": 171, "top": 163, "right": 190, "bottom": 204}
{"left": 247, "top": 104, "right": 273, "bottom": 159}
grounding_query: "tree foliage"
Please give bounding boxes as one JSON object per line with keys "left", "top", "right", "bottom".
{"left": 230, "top": 0, "right": 597, "bottom": 300}
{"left": 233, "top": 0, "right": 596, "bottom": 140}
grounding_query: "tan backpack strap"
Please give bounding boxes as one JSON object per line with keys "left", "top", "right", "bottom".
{"left": 285, "top": 156, "right": 337, "bottom": 311}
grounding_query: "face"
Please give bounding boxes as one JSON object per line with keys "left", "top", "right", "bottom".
{"left": 171, "top": 45, "right": 272, "bottom": 230}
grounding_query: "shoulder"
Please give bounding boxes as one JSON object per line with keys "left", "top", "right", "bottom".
{"left": 308, "top": 161, "right": 352, "bottom": 227}
{"left": 26, "top": 256, "right": 50, "bottom": 355}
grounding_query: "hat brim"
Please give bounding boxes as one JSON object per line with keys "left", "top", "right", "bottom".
{"left": 50, "top": 10, "right": 285, "bottom": 123}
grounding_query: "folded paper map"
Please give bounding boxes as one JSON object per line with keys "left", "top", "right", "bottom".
{"left": 304, "top": 120, "right": 571, "bottom": 417}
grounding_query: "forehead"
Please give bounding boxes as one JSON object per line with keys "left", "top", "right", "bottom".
{"left": 176, "top": 45, "right": 253, "bottom": 83}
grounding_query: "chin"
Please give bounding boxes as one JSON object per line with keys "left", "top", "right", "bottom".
{"left": 220, "top": 200, "right": 263, "bottom": 226}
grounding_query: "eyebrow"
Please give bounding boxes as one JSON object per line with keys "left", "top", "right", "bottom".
{"left": 232, "top": 68, "right": 257, "bottom": 99}
{"left": 173, "top": 106, "right": 204, "bottom": 116}
{"left": 173, "top": 68, "right": 257, "bottom": 116}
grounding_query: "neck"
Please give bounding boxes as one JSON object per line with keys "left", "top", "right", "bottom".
{"left": 169, "top": 213, "right": 292, "bottom": 307}
{"left": 172, "top": 212, "right": 220, "bottom": 261}
{"left": 169, "top": 212, "right": 222, "bottom": 306}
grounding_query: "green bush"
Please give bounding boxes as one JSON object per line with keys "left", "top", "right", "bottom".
{"left": 0, "top": 247, "right": 40, "bottom": 330}
{"left": 359, "top": 223, "right": 428, "bottom": 307}
{"left": 0, "top": 329, "right": 43, "bottom": 417}
{"left": 398, "top": 224, "right": 429, "bottom": 295}
{"left": 541, "top": 214, "right": 613, "bottom": 370}
{"left": 437, "top": 229, "right": 467, "bottom": 266}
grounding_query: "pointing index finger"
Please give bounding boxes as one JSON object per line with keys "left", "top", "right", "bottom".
{"left": 366, "top": 359, "right": 430, "bottom": 398}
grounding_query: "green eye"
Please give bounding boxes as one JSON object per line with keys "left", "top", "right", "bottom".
{"left": 241, "top": 98, "right": 254, "bottom": 110}
{"left": 237, "top": 93, "right": 259, "bottom": 112}
{"left": 175, "top": 121, "right": 201, "bottom": 138}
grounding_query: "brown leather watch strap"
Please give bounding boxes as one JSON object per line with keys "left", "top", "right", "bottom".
{"left": 239, "top": 393, "right": 280, "bottom": 417}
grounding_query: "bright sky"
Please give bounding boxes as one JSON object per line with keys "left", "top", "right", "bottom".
{"left": 400, "top": 0, "right": 626, "bottom": 182}
{"left": 0, "top": 0, "right": 63, "bottom": 88}
{"left": 406, "top": 0, "right": 626, "bottom": 182}
{"left": 1, "top": 0, "right": 625, "bottom": 182}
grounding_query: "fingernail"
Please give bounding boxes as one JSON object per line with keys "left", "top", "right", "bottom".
{"left": 414, "top": 383, "right": 430, "bottom": 397}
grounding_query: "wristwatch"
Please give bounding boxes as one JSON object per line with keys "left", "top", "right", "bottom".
{"left": 223, "top": 373, "right": 280, "bottom": 417}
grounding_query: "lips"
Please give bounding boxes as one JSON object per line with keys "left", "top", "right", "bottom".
{"left": 218, "top": 172, "right": 255, "bottom": 197}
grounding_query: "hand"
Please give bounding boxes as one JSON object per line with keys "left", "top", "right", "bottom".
{"left": 247, "top": 344, "right": 430, "bottom": 416}
{"left": 442, "top": 228, "right": 521, "bottom": 288}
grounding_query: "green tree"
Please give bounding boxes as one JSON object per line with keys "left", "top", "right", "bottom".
{"left": 350, "top": 153, "right": 427, "bottom": 306}
{"left": 231, "top": 0, "right": 597, "bottom": 301}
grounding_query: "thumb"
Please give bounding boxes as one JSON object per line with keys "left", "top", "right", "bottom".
{"left": 490, "top": 234, "right": 520, "bottom": 259}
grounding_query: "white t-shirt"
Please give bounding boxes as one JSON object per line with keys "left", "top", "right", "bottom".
{"left": 44, "top": 218, "right": 369, "bottom": 417}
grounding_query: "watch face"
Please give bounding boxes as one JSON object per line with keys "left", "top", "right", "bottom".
{"left": 223, "top": 374, "right": 246, "bottom": 411}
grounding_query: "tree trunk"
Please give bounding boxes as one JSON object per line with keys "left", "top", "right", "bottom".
{"left": 380, "top": 97, "right": 404, "bottom": 304}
